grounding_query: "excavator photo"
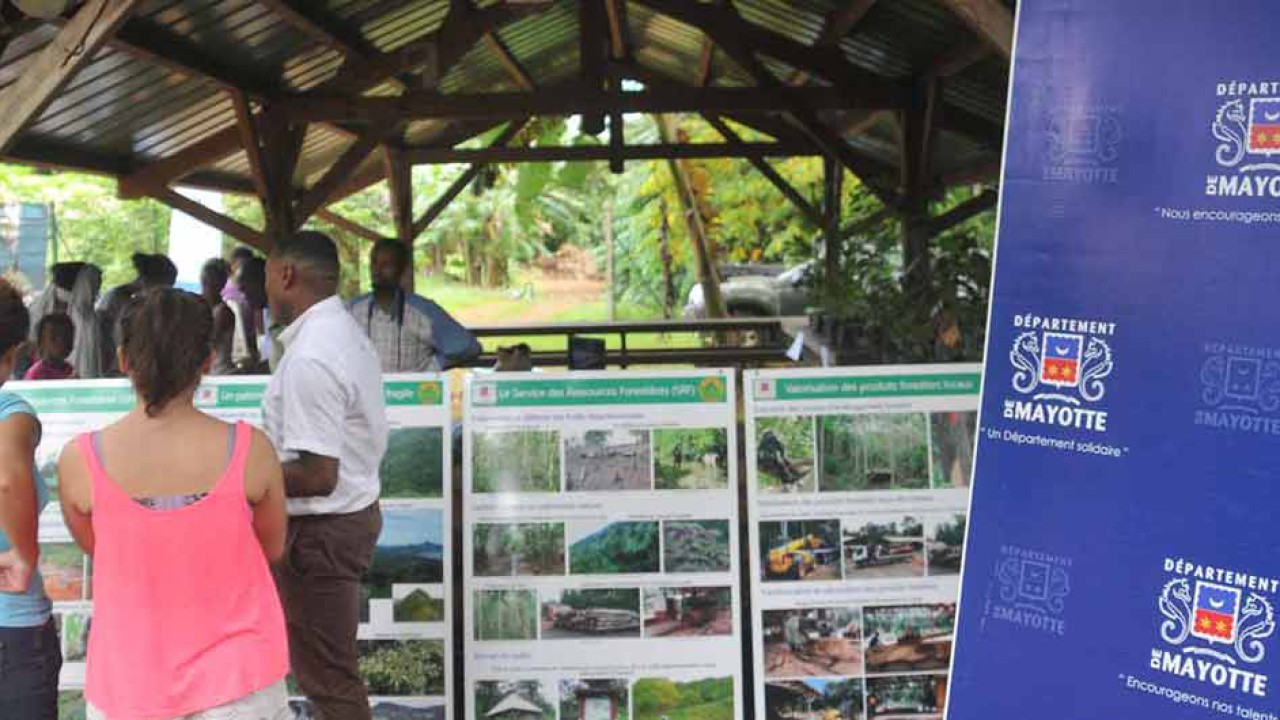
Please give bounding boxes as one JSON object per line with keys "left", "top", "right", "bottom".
{"left": 766, "top": 534, "right": 834, "bottom": 580}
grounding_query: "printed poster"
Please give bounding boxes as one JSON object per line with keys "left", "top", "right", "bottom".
{"left": 948, "top": 2, "right": 1280, "bottom": 718}
{"left": 12, "top": 374, "right": 452, "bottom": 720}
{"left": 463, "top": 370, "right": 742, "bottom": 720}
{"left": 744, "top": 366, "right": 981, "bottom": 720}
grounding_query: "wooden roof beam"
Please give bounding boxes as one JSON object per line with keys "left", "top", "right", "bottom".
{"left": 150, "top": 187, "right": 267, "bottom": 250}
{"left": 703, "top": 114, "right": 821, "bottom": 226}
{"left": 404, "top": 140, "right": 818, "bottom": 164}
{"left": 258, "top": 0, "right": 410, "bottom": 93}
{"left": 933, "top": 40, "right": 992, "bottom": 78}
{"left": 696, "top": 38, "right": 714, "bottom": 87}
{"left": 317, "top": 208, "right": 384, "bottom": 244}
{"left": 112, "top": 18, "right": 278, "bottom": 96}
{"left": 605, "top": 0, "right": 630, "bottom": 60}
{"left": 280, "top": 86, "right": 904, "bottom": 123}
{"left": 383, "top": 145, "right": 413, "bottom": 244}
{"left": 115, "top": 1, "right": 553, "bottom": 201}
{"left": 294, "top": 119, "right": 397, "bottom": 229}
{"left": 580, "top": 0, "right": 607, "bottom": 134}
{"left": 484, "top": 33, "right": 535, "bottom": 91}
{"left": 935, "top": 0, "right": 1013, "bottom": 60}
{"left": 789, "top": 0, "right": 877, "bottom": 85}
{"left": 411, "top": 119, "right": 529, "bottom": 239}
{"left": 927, "top": 187, "right": 997, "bottom": 237}
{"left": 0, "top": 0, "right": 142, "bottom": 154}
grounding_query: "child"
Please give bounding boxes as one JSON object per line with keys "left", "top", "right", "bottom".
{"left": 23, "top": 313, "right": 76, "bottom": 381}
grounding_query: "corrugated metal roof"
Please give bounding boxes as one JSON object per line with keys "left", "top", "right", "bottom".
{"left": 0, "top": 0, "right": 1008, "bottom": 204}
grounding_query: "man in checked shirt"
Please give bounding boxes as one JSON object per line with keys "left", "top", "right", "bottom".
{"left": 347, "top": 238, "right": 481, "bottom": 372}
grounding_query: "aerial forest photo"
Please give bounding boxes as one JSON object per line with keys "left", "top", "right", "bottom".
{"left": 569, "top": 521, "right": 661, "bottom": 575}
{"left": 820, "top": 413, "right": 931, "bottom": 492}
{"left": 653, "top": 428, "right": 729, "bottom": 490}
{"left": 380, "top": 427, "right": 445, "bottom": 498}
{"left": 756, "top": 416, "right": 816, "bottom": 494}
{"left": 472, "top": 430, "right": 561, "bottom": 494}
{"left": 362, "top": 507, "right": 444, "bottom": 621}
{"left": 473, "top": 522, "right": 566, "bottom": 577}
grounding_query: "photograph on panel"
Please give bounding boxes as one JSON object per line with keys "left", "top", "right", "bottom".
{"left": 472, "top": 429, "right": 561, "bottom": 494}
{"left": 762, "top": 606, "right": 863, "bottom": 678}
{"left": 819, "top": 414, "right": 930, "bottom": 492}
{"left": 663, "top": 520, "right": 731, "bottom": 574}
{"left": 633, "top": 676, "right": 733, "bottom": 720}
{"left": 842, "top": 515, "right": 925, "bottom": 580}
{"left": 474, "top": 680, "right": 556, "bottom": 720}
{"left": 473, "top": 522, "right": 566, "bottom": 578}
{"left": 765, "top": 678, "right": 866, "bottom": 720}
{"left": 569, "top": 521, "right": 660, "bottom": 575}
{"left": 759, "top": 519, "right": 842, "bottom": 582}
{"left": 558, "top": 679, "right": 628, "bottom": 720}
{"left": 756, "top": 416, "right": 817, "bottom": 494}
{"left": 565, "top": 428, "right": 652, "bottom": 492}
{"left": 541, "top": 587, "right": 642, "bottom": 639}
{"left": 642, "top": 586, "right": 734, "bottom": 638}
{"left": 929, "top": 411, "right": 977, "bottom": 489}
{"left": 863, "top": 604, "right": 956, "bottom": 674}
{"left": 380, "top": 426, "right": 445, "bottom": 498}
{"left": 653, "top": 428, "right": 730, "bottom": 490}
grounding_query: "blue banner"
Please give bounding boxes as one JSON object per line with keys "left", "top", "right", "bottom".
{"left": 949, "top": 2, "right": 1280, "bottom": 718}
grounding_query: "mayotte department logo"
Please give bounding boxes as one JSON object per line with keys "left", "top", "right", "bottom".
{"left": 1196, "top": 343, "right": 1280, "bottom": 437}
{"left": 1152, "top": 558, "right": 1278, "bottom": 697}
{"left": 1003, "top": 315, "right": 1115, "bottom": 432}
{"left": 986, "top": 546, "right": 1072, "bottom": 637}
{"left": 1043, "top": 104, "right": 1122, "bottom": 184}
{"left": 1207, "top": 81, "right": 1280, "bottom": 197}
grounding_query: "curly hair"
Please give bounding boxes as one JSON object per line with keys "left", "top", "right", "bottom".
{"left": 119, "top": 288, "right": 213, "bottom": 416}
{"left": 0, "top": 277, "right": 30, "bottom": 357}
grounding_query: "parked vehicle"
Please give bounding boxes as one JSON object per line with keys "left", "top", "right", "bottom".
{"left": 684, "top": 261, "right": 815, "bottom": 319}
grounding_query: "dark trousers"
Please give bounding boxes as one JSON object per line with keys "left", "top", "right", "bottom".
{"left": 0, "top": 619, "right": 62, "bottom": 720}
{"left": 275, "top": 503, "right": 382, "bottom": 720}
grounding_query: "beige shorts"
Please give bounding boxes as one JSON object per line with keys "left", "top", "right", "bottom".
{"left": 87, "top": 680, "right": 292, "bottom": 720}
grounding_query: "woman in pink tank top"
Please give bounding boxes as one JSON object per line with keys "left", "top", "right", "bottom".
{"left": 56, "top": 288, "right": 290, "bottom": 720}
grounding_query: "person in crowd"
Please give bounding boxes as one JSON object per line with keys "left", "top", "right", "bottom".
{"left": 222, "top": 245, "right": 256, "bottom": 308}
{"left": 57, "top": 288, "right": 289, "bottom": 720}
{"left": 0, "top": 278, "right": 60, "bottom": 719}
{"left": 97, "top": 253, "right": 177, "bottom": 376}
{"left": 67, "top": 265, "right": 103, "bottom": 379}
{"left": 231, "top": 256, "right": 267, "bottom": 373}
{"left": 23, "top": 314, "right": 76, "bottom": 381}
{"left": 348, "top": 238, "right": 481, "bottom": 372}
{"left": 200, "top": 259, "right": 236, "bottom": 376}
{"left": 263, "top": 231, "right": 387, "bottom": 720}
{"left": 24, "top": 265, "right": 103, "bottom": 380}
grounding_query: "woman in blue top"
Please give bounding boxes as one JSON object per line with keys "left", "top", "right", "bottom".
{"left": 0, "top": 277, "right": 60, "bottom": 719}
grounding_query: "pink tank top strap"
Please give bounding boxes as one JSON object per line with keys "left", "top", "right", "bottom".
{"left": 75, "top": 431, "right": 117, "bottom": 509}
{"left": 213, "top": 421, "right": 253, "bottom": 499}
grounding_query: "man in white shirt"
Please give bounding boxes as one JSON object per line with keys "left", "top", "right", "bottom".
{"left": 261, "top": 231, "right": 388, "bottom": 720}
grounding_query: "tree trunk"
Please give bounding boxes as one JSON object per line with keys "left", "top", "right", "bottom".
{"left": 604, "top": 194, "right": 616, "bottom": 321}
{"left": 655, "top": 114, "right": 726, "bottom": 318}
{"left": 659, "top": 198, "right": 674, "bottom": 319}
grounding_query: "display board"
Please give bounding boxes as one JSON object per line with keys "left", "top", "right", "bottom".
{"left": 462, "top": 370, "right": 742, "bottom": 720}
{"left": 743, "top": 366, "right": 980, "bottom": 720}
{"left": 948, "top": 2, "right": 1280, "bottom": 718}
{"left": 13, "top": 374, "right": 452, "bottom": 720}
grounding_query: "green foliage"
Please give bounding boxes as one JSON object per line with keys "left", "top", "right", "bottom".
{"left": 472, "top": 431, "right": 561, "bottom": 493}
{"left": 0, "top": 166, "right": 170, "bottom": 288}
{"left": 756, "top": 416, "right": 816, "bottom": 492}
{"left": 393, "top": 589, "right": 445, "bottom": 622}
{"left": 380, "top": 427, "right": 444, "bottom": 498}
{"left": 358, "top": 639, "right": 445, "bottom": 695}
{"left": 633, "top": 677, "right": 734, "bottom": 720}
{"left": 663, "top": 520, "right": 731, "bottom": 573}
{"left": 819, "top": 413, "right": 930, "bottom": 492}
{"left": 570, "top": 521, "right": 660, "bottom": 575}
{"left": 558, "top": 588, "right": 640, "bottom": 612}
{"left": 59, "top": 692, "right": 87, "bottom": 720}
{"left": 473, "top": 522, "right": 565, "bottom": 577}
{"left": 934, "top": 514, "right": 967, "bottom": 547}
{"left": 474, "top": 589, "right": 539, "bottom": 641}
{"left": 653, "top": 428, "right": 728, "bottom": 490}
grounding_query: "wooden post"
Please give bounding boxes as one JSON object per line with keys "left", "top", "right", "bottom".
{"left": 822, "top": 155, "right": 844, "bottom": 293}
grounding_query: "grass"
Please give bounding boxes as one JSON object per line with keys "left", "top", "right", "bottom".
{"left": 417, "top": 275, "right": 703, "bottom": 354}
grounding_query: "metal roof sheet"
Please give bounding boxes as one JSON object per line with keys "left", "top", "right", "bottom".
{"left": 0, "top": 0, "right": 1008, "bottom": 201}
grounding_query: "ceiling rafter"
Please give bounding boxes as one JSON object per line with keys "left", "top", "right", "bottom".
{"left": 789, "top": 0, "right": 878, "bottom": 85}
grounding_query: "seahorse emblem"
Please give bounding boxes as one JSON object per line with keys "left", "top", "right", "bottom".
{"left": 1236, "top": 594, "right": 1277, "bottom": 663}
{"left": 1158, "top": 579, "right": 1193, "bottom": 645}
{"left": 1214, "top": 99, "right": 1248, "bottom": 167}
